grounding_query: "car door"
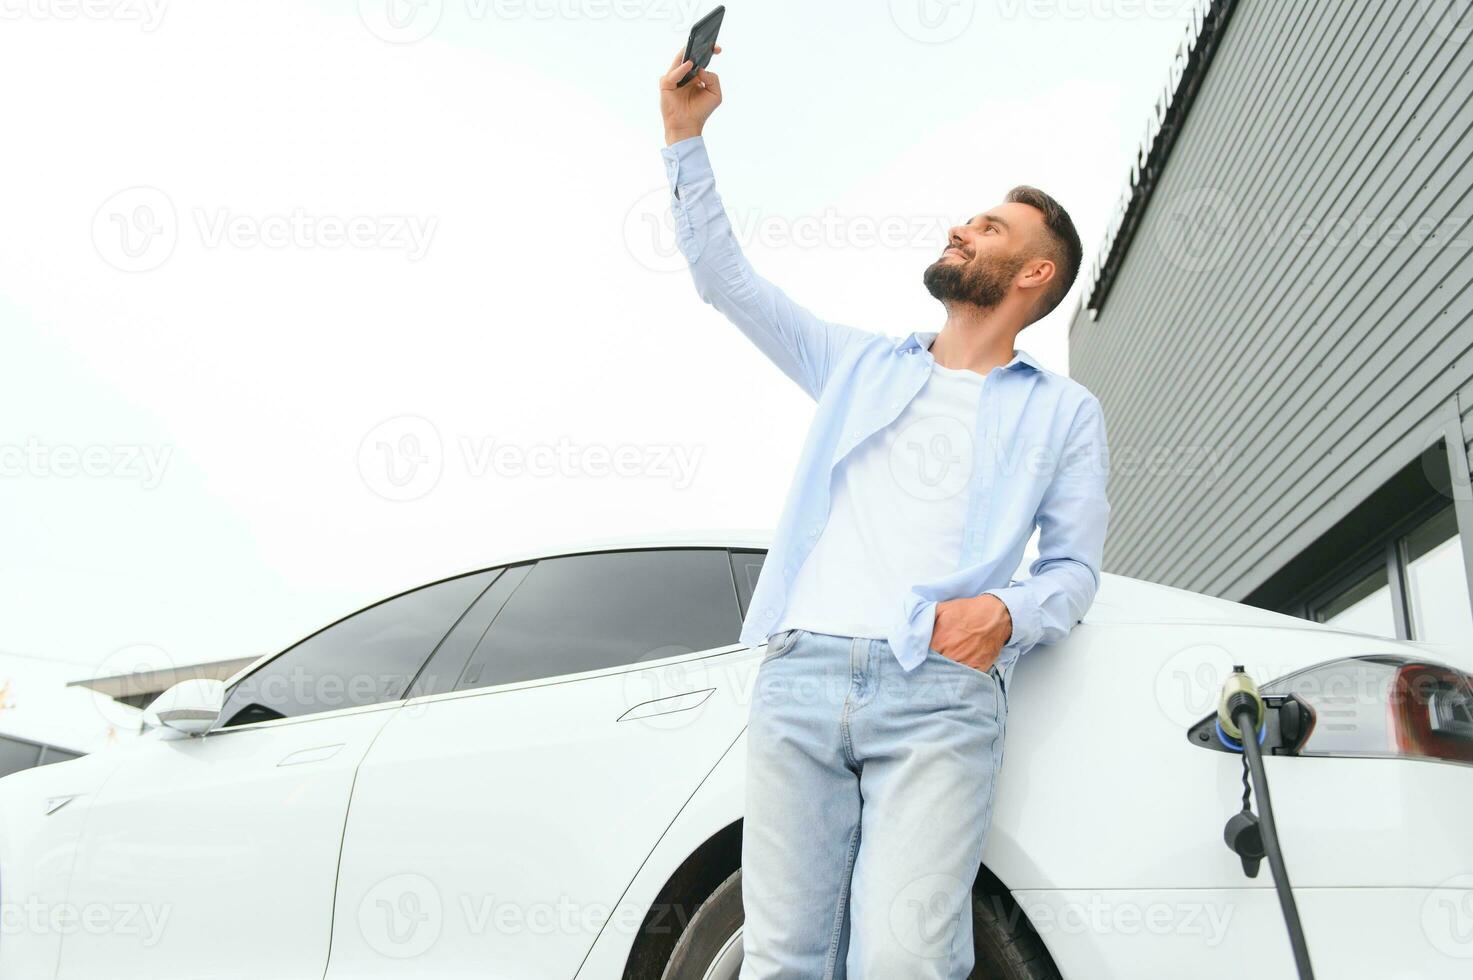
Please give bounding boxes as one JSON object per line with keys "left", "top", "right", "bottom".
{"left": 55, "top": 569, "right": 496, "bottom": 980}
{"left": 325, "top": 548, "right": 754, "bottom": 979}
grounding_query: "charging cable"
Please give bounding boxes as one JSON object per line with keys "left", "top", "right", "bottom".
{"left": 1218, "top": 665, "right": 1315, "bottom": 980}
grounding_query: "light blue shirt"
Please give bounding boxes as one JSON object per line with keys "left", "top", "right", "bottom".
{"left": 661, "top": 135, "right": 1111, "bottom": 688}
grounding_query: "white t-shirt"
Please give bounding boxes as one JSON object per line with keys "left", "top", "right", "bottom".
{"left": 773, "top": 361, "right": 984, "bottom": 639}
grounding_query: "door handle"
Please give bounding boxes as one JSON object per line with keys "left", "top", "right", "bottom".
{"left": 277, "top": 743, "right": 346, "bottom": 767}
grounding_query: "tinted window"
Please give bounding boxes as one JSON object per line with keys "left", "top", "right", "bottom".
{"left": 405, "top": 564, "right": 530, "bottom": 698}
{"left": 729, "top": 550, "right": 766, "bottom": 617}
{"left": 37, "top": 745, "right": 82, "bottom": 766}
{"left": 217, "top": 570, "right": 495, "bottom": 728}
{"left": 0, "top": 736, "right": 41, "bottom": 779}
{"left": 455, "top": 549, "right": 741, "bottom": 690}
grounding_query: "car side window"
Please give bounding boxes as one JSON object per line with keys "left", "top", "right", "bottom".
{"left": 404, "top": 564, "right": 531, "bottom": 699}
{"left": 729, "top": 550, "right": 766, "bottom": 617}
{"left": 452, "top": 549, "right": 742, "bottom": 691}
{"left": 215, "top": 570, "right": 496, "bottom": 728}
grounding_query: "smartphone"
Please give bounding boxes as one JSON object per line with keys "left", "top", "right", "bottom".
{"left": 677, "top": 6, "right": 725, "bottom": 88}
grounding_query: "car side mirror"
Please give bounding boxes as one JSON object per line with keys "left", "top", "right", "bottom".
{"left": 143, "top": 678, "right": 226, "bottom": 736}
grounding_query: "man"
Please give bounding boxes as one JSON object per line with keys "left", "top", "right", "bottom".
{"left": 658, "top": 47, "right": 1109, "bottom": 979}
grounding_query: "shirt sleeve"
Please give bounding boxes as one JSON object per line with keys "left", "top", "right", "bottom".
{"left": 981, "top": 393, "right": 1110, "bottom": 657}
{"left": 661, "top": 135, "right": 876, "bottom": 401}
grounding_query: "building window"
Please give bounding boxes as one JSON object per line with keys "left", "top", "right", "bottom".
{"left": 1402, "top": 505, "right": 1473, "bottom": 649}
{"left": 1307, "top": 503, "right": 1472, "bottom": 647}
{"left": 1313, "top": 562, "right": 1394, "bottom": 636}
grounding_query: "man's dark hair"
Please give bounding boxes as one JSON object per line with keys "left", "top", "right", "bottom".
{"left": 1005, "top": 185, "right": 1083, "bottom": 324}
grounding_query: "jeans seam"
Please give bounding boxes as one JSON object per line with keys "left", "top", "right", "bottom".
{"left": 839, "top": 637, "right": 862, "bottom": 770}
{"left": 823, "top": 814, "right": 863, "bottom": 979}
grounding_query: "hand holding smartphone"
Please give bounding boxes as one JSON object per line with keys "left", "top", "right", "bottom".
{"left": 676, "top": 6, "right": 725, "bottom": 87}
{"left": 659, "top": 6, "right": 725, "bottom": 145}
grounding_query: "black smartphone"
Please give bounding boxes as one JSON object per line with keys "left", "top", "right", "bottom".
{"left": 677, "top": 6, "right": 725, "bottom": 88}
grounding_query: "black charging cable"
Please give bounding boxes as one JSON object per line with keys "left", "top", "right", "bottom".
{"left": 1217, "top": 665, "right": 1315, "bottom": 980}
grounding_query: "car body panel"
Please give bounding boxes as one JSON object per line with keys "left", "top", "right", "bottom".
{"left": 1, "top": 535, "right": 1467, "bottom": 980}
{"left": 324, "top": 643, "right": 756, "bottom": 978}
{"left": 54, "top": 704, "right": 399, "bottom": 979}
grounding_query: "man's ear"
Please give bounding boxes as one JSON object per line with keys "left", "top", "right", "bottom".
{"left": 1020, "top": 257, "right": 1056, "bottom": 293}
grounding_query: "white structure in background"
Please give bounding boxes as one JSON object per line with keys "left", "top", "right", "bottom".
{"left": 0, "top": 650, "right": 254, "bottom": 779}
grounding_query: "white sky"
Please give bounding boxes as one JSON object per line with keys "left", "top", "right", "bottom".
{"left": 1, "top": 0, "right": 1198, "bottom": 701}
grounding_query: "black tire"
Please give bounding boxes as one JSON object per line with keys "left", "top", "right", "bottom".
{"left": 660, "top": 869, "right": 745, "bottom": 980}
{"left": 660, "top": 869, "right": 1061, "bottom": 980}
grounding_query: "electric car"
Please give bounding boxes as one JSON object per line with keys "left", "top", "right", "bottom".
{"left": 2, "top": 531, "right": 1470, "bottom": 979}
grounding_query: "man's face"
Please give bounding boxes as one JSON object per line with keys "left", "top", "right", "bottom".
{"left": 922, "top": 202, "right": 1041, "bottom": 310}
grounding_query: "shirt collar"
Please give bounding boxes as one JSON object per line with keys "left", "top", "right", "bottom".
{"left": 896, "top": 330, "right": 1043, "bottom": 373}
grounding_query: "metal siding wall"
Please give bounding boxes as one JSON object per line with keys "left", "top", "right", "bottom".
{"left": 1068, "top": 0, "right": 1473, "bottom": 601}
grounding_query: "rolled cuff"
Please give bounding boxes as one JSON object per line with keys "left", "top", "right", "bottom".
{"left": 981, "top": 584, "right": 1039, "bottom": 654}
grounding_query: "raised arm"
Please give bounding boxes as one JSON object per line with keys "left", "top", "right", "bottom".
{"left": 657, "top": 48, "right": 874, "bottom": 401}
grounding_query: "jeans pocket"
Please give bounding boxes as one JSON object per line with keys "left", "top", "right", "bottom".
{"left": 928, "top": 647, "right": 990, "bottom": 682}
{"left": 761, "top": 628, "right": 804, "bottom": 663}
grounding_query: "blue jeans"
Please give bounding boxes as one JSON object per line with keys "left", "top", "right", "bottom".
{"left": 739, "top": 628, "right": 1009, "bottom": 980}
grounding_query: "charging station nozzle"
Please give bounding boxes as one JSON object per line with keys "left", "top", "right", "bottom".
{"left": 1217, "top": 664, "right": 1264, "bottom": 742}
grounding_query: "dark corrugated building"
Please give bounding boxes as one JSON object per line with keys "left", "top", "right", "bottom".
{"left": 1068, "top": 0, "right": 1473, "bottom": 648}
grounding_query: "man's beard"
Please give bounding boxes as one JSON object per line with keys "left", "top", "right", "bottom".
{"left": 922, "top": 251, "right": 1024, "bottom": 310}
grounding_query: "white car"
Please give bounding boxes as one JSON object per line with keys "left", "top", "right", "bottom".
{"left": 3, "top": 532, "right": 1471, "bottom": 980}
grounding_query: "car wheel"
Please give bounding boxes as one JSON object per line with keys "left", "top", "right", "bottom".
{"left": 660, "top": 869, "right": 1060, "bottom": 980}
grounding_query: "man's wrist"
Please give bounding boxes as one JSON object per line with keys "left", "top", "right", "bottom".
{"left": 664, "top": 127, "right": 703, "bottom": 146}
{"left": 979, "top": 593, "right": 1013, "bottom": 643}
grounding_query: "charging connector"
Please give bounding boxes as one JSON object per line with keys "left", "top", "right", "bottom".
{"left": 1217, "top": 665, "right": 1316, "bottom": 980}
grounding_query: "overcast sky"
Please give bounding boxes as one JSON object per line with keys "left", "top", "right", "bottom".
{"left": 1, "top": 0, "right": 1199, "bottom": 699}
